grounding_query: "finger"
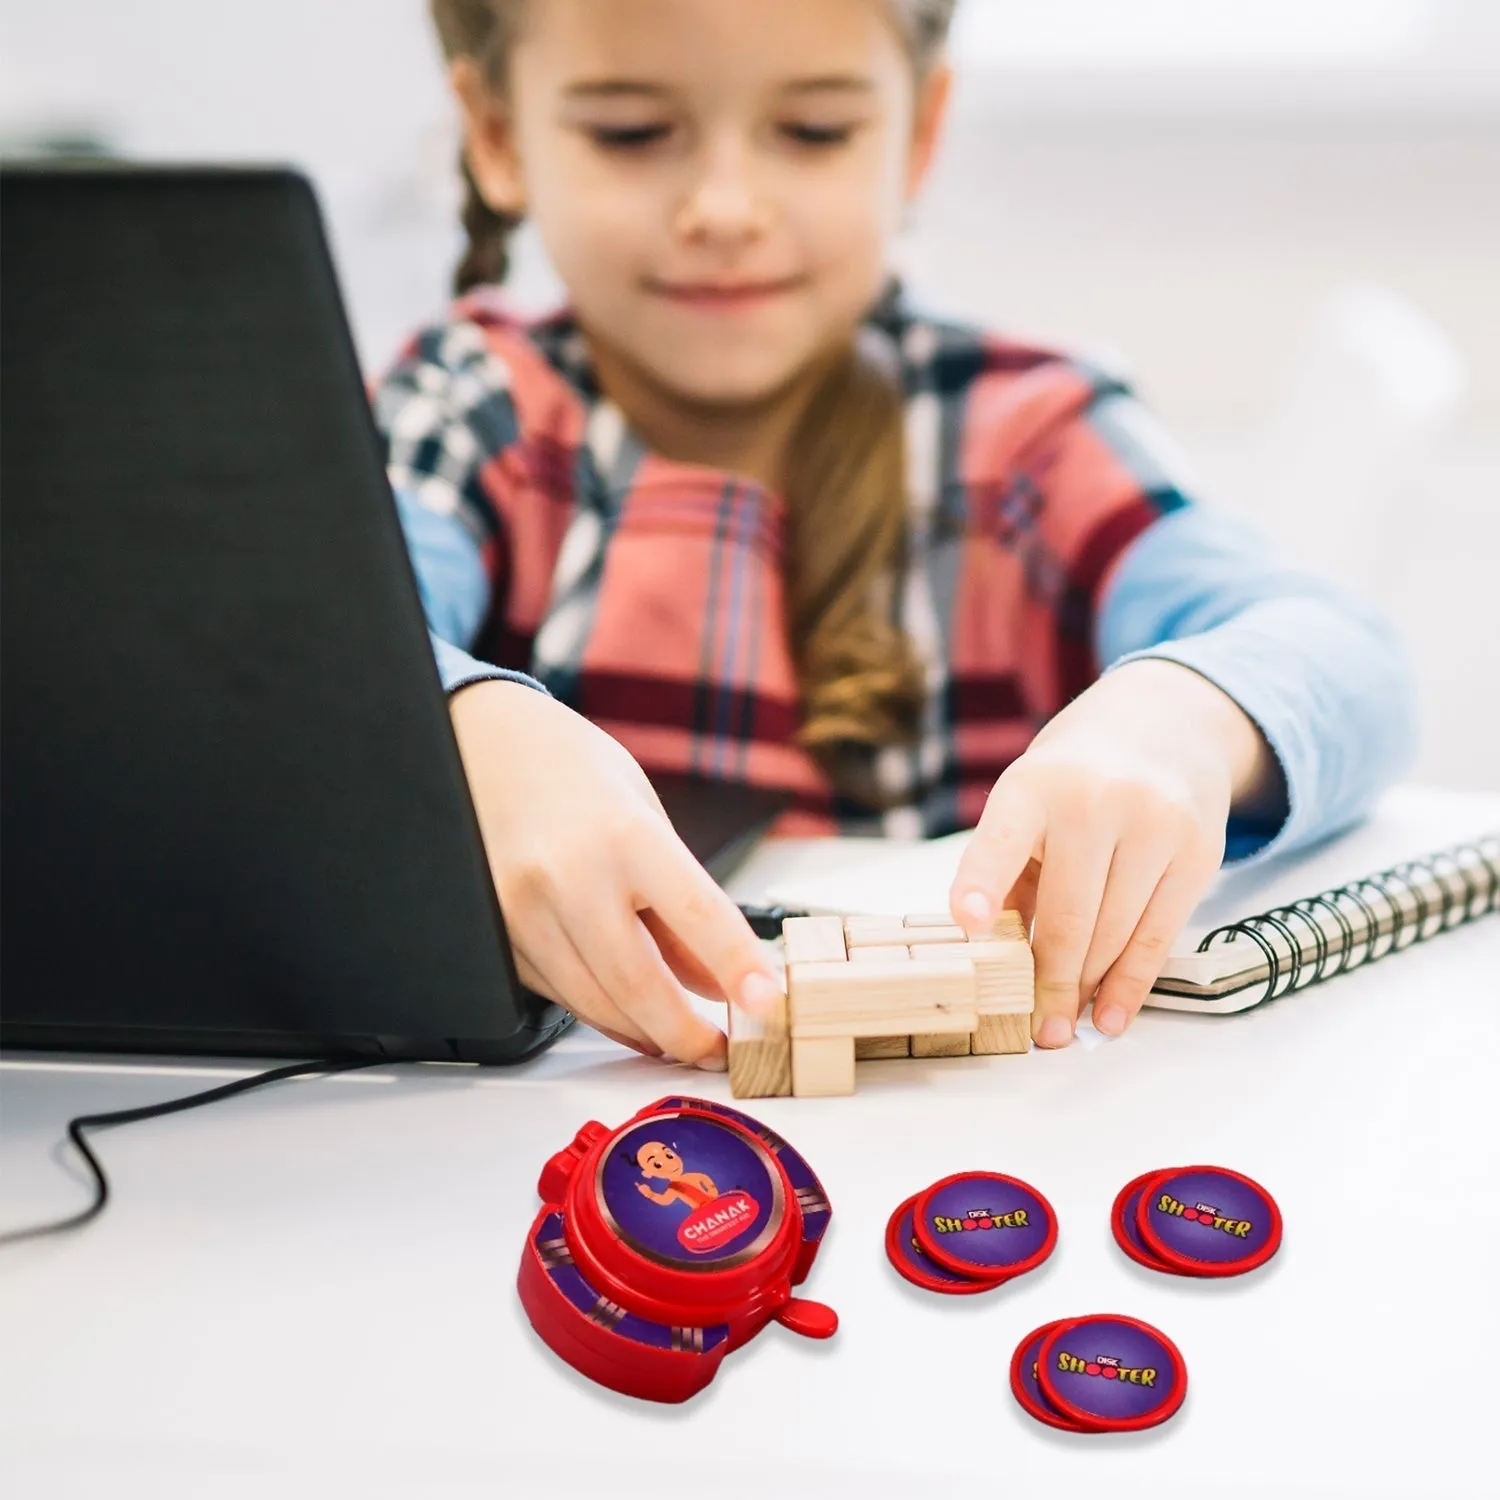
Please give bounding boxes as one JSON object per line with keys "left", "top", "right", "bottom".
{"left": 950, "top": 779, "right": 1046, "bottom": 935}
{"left": 1003, "top": 857, "right": 1041, "bottom": 929}
{"left": 508, "top": 905, "right": 665, "bottom": 1058}
{"left": 624, "top": 825, "right": 785, "bottom": 1020}
{"left": 592, "top": 1022, "right": 668, "bottom": 1060}
{"left": 558, "top": 881, "right": 730, "bottom": 1069}
{"left": 640, "top": 908, "right": 727, "bottom": 1002}
{"left": 1092, "top": 853, "right": 1219, "bottom": 1036}
{"left": 1076, "top": 830, "right": 1177, "bottom": 1004}
{"left": 1029, "top": 825, "right": 1116, "bottom": 1047}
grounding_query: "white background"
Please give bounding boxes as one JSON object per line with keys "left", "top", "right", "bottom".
{"left": 3, "top": 787, "right": 1499, "bottom": 1498}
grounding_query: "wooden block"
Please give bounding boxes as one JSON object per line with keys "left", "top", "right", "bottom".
{"left": 788, "top": 955, "right": 976, "bottom": 1029}
{"left": 978, "top": 910, "right": 1029, "bottom": 944}
{"left": 856, "top": 1035, "right": 912, "bottom": 1060}
{"left": 919, "top": 941, "right": 1033, "bottom": 1013}
{"left": 844, "top": 916, "right": 910, "bottom": 948}
{"left": 782, "top": 915, "right": 848, "bottom": 966}
{"left": 728, "top": 1024, "right": 791, "bottom": 1097}
{"left": 727, "top": 980, "right": 791, "bottom": 1099}
{"left": 794, "top": 1004, "right": 976, "bottom": 1039}
{"left": 972, "top": 1012, "right": 1031, "bottom": 1056}
{"left": 912, "top": 1031, "right": 972, "bottom": 1058}
{"left": 902, "top": 924, "right": 969, "bottom": 946}
{"left": 852, "top": 945, "right": 912, "bottom": 963}
{"left": 972, "top": 926, "right": 1034, "bottom": 1014}
{"left": 902, "top": 913, "right": 960, "bottom": 927}
{"left": 791, "top": 1035, "right": 855, "bottom": 1097}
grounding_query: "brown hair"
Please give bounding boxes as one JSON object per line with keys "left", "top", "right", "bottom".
{"left": 429, "top": 0, "right": 957, "bottom": 806}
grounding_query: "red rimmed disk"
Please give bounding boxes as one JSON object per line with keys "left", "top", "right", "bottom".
{"left": 885, "top": 1194, "right": 1011, "bottom": 1295}
{"left": 1111, "top": 1169, "right": 1204, "bottom": 1277}
{"left": 1037, "top": 1314, "right": 1188, "bottom": 1433}
{"left": 912, "top": 1171, "right": 1057, "bottom": 1281}
{"left": 1135, "top": 1164, "right": 1283, "bottom": 1278}
{"left": 1010, "top": 1319, "right": 1098, "bottom": 1432}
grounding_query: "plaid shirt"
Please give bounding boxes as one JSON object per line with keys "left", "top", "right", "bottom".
{"left": 374, "top": 286, "right": 1199, "bottom": 837}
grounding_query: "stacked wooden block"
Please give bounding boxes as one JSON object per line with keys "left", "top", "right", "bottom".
{"left": 728, "top": 911, "right": 1035, "bottom": 1099}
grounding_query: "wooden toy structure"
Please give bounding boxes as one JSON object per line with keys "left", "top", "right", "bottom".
{"left": 729, "top": 912, "right": 1035, "bottom": 1099}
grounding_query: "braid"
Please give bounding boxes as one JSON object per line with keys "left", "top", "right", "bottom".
{"left": 454, "top": 153, "right": 519, "bottom": 294}
{"left": 431, "top": 0, "right": 524, "bottom": 293}
{"left": 784, "top": 331, "right": 926, "bottom": 806}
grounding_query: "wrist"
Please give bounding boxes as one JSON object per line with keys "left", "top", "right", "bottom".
{"left": 449, "top": 674, "right": 558, "bottom": 750}
{"left": 451, "top": 673, "right": 547, "bottom": 709}
{"left": 1109, "top": 658, "right": 1279, "bottom": 814}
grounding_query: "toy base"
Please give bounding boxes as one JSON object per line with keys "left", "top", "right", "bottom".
{"left": 518, "top": 1209, "right": 730, "bottom": 1404}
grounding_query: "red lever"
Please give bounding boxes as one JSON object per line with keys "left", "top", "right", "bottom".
{"left": 537, "top": 1121, "right": 610, "bottom": 1203}
{"left": 775, "top": 1298, "right": 839, "bottom": 1340}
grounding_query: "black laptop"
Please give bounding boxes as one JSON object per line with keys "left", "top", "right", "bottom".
{"left": 0, "top": 163, "right": 783, "bottom": 1064}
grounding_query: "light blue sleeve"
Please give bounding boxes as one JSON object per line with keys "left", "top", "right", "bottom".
{"left": 1096, "top": 507, "right": 1419, "bottom": 864}
{"left": 392, "top": 488, "right": 548, "bottom": 698}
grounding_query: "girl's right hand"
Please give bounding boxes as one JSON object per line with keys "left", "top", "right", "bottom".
{"left": 448, "top": 679, "right": 783, "bottom": 1068}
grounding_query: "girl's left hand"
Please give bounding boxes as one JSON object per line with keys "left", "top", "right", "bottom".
{"left": 948, "top": 659, "right": 1279, "bottom": 1046}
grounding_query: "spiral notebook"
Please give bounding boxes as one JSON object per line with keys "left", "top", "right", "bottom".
{"left": 1146, "top": 833, "right": 1498, "bottom": 1013}
{"left": 725, "top": 791, "right": 1500, "bottom": 1017}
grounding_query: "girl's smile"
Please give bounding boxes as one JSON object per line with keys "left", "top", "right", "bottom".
{"left": 644, "top": 273, "right": 808, "bottom": 316}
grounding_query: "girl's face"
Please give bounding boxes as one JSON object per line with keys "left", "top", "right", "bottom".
{"left": 458, "top": 0, "right": 950, "bottom": 408}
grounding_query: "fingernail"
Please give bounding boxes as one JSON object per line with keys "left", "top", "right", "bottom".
{"left": 738, "top": 970, "right": 783, "bottom": 1015}
{"left": 1036, "top": 1015, "right": 1074, "bottom": 1048}
{"left": 958, "top": 890, "right": 992, "bottom": 932}
{"left": 693, "top": 1049, "right": 728, "bottom": 1073}
{"left": 1093, "top": 1004, "right": 1126, "bottom": 1037}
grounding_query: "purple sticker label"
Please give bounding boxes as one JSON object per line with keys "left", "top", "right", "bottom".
{"left": 1043, "top": 1317, "right": 1183, "bottom": 1426}
{"left": 920, "top": 1174, "right": 1053, "bottom": 1273}
{"left": 1143, "top": 1168, "right": 1277, "bottom": 1267}
{"left": 596, "top": 1112, "right": 784, "bottom": 1271}
{"left": 653, "top": 1095, "right": 832, "bottom": 1244}
{"left": 532, "top": 1212, "right": 729, "bottom": 1354}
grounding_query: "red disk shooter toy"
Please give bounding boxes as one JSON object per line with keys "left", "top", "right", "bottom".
{"left": 518, "top": 1095, "right": 837, "bottom": 1403}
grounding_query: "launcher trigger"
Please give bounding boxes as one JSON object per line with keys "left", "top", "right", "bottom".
{"left": 775, "top": 1298, "right": 839, "bottom": 1340}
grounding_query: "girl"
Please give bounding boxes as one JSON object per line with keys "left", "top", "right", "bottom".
{"left": 374, "top": 0, "right": 1416, "bottom": 1068}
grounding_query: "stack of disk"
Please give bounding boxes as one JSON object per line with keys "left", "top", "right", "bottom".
{"left": 885, "top": 1170, "right": 1056, "bottom": 1293}
{"left": 1011, "top": 1315, "right": 1188, "bottom": 1433}
{"left": 1112, "top": 1164, "right": 1282, "bottom": 1277}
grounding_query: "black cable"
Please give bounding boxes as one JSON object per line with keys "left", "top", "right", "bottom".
{"left": 736, "top": 902, "right": 806, "bottom": 939}
{"left": 0, "top": 1056, "right": 386, "bottom": 1249}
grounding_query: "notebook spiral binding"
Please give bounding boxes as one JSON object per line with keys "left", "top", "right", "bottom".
{"left": 1193, "top": 834, "right": 1500, "bottom": 1006}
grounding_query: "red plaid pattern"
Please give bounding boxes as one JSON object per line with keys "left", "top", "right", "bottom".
{"left": 374, "top": 287, "right": 1187, "bottom": 835}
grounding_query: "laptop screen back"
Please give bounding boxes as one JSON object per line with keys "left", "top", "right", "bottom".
{"left": 0, "top": 165, "right": 569, "bottom": 1062}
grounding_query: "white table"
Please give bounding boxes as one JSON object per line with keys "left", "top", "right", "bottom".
{"left": 3, "top": 787, "right": 1498, "bottom": 1500}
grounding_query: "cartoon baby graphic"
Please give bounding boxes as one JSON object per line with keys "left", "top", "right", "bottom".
{"left": 634, "top": 1141, "right": 719, "bottom": 1210}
